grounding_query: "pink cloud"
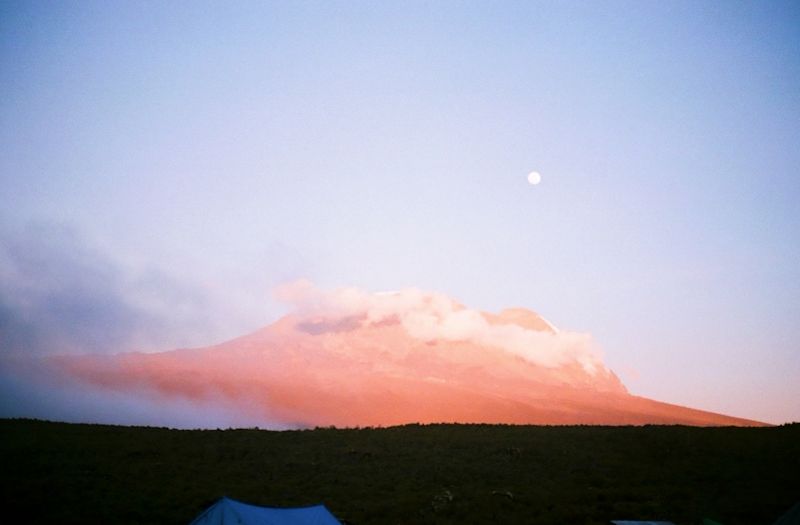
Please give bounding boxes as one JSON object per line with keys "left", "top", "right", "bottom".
{"left": 275, "top": 281, "right": 604, "bottom": 373}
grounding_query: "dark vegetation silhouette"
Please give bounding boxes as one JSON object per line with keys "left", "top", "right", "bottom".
{"left": 1, "top": 419, "right": 797, "bottom": 524}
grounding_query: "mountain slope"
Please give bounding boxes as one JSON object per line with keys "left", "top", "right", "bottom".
{"left": 49, "top": 286, "right": 766, "bottom": 427}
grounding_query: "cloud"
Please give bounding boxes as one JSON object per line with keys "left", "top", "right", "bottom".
{"left": 0, "top": 220, "right": 301, "bottom": 427}
{"left": 0, "top": 362, "right": 284, "bottom": 429}
{"left": 0, "top": 221, "right": 223, "bottom": 355}
{"left": 275, "top": 280, "right": 604, "bottom": 374}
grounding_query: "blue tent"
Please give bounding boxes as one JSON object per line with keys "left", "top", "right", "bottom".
{"left": 190, "top": 497, "right": 343, "bottom": 525}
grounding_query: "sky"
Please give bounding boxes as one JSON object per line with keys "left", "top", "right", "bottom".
{"left": 1, "top": 1, "right": 798, "bottom": 425}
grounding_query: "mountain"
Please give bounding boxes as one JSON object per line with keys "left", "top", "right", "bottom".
{"left": 49, "top": 286, "right": 766, "bottom": 427}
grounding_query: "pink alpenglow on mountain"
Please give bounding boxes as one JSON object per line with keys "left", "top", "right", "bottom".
{"left": 52, "top": 282, "right": 766, "bottom": 427}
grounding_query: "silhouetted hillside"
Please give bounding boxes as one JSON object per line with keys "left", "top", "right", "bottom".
{"left": 1, "top": 419, "right": 797, "bottom": 524}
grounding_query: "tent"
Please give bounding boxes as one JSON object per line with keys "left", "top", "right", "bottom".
{"left": 190, "top": 497, "right": 343, "bottom": 525}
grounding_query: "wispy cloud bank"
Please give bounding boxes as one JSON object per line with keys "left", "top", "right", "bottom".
{"left": 0, "top": 221, "right": 222, "bottom": 355}
{"left": 0, "top": 220, "right": 291, "bottom": 427}
{"left": 0, "top": 362, "right": 279, "bottom": 429}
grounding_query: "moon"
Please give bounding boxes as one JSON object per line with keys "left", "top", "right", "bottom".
{"left": 527, "top": 171, "right": 542, "bottom": 185}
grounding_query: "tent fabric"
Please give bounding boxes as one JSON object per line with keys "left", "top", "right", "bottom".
{"left": 190, "top": 497, "right": 343, "bottom": 525}
{"left": 773, "top": 502, "right": 800, "bottom": 525}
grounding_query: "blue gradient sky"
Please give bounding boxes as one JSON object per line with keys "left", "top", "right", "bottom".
{"left": 1, "top": 1, "right": 798, "bottom": 423}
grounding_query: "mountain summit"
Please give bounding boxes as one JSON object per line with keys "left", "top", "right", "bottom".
{"left": 53, "top": 283, "right": 766, "bottom": 427}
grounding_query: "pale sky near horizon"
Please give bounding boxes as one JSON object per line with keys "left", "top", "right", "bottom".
{"left": 1, "top": 1, "right": 799, "bottom": 424}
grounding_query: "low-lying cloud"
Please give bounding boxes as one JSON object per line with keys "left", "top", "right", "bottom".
{"left": 0, "top": 221, "right": 226, "bottom": 356}
{"left": 0, "top": 362, "right": 280, "bottom": 429}
{"left": 0, "top": 220, "right": 281, "bottom": 426}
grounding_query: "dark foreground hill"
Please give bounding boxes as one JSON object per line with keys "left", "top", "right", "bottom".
{"left": 1, "top": 419, "right": 797, "bottom": 525}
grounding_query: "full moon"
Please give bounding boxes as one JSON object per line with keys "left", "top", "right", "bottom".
{"left": 527, "top": 171, "right": 542, "bottom": 185}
